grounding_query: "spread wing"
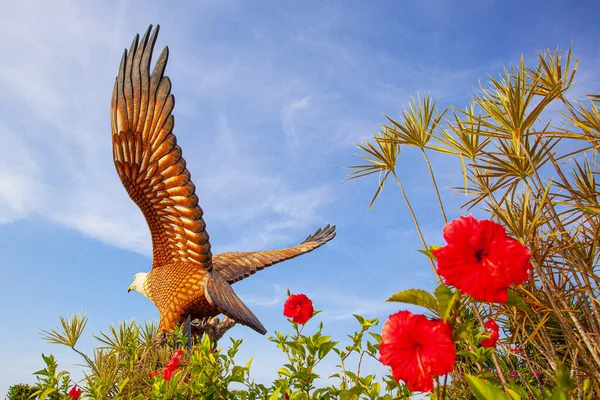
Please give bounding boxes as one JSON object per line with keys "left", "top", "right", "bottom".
{"left": 213, "top": 224, "right": 336, "bottom": 284}
{"left": 111, "top": 25, "right": 212, "bottom": 270}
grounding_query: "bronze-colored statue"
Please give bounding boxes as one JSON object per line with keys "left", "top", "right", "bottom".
{"left": 112, "top": 25, "right": 335, "bottom": 335}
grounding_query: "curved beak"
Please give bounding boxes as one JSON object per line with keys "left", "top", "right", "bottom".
{"left": 128, "top": 285, "right": 133, "bottom": 293}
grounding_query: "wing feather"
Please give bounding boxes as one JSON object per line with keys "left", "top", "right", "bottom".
{"left": 111, "top": 25, "right": 212, "bottom": 270}
{"left": 213, "top": 225, "right": 336, "bottom": 284}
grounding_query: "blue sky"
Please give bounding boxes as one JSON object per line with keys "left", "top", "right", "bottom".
{"left": 1, "top": 0, "right": 600, "bottom": 395}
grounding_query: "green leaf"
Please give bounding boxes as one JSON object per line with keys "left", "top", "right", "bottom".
{"left": 339, "top": 389, "right": 360, "bottom": 400}
{"left": 353, "top": 314, "right": 366, "bottom": 325}
{"left": 434, "top": 285, "right": 459, "bottom": 322}
{"left": 368, "top": 332, "right": 382, "bottom": 343}
{"left": 386, "top": 289, "right": 438, "bottom": 312}
{"left": 505, "top": 388, "right": 521, "bottom": 400}
{"left": 452, "top": 322, "right": 473, "bottom": 342}
{"left": 366, "top": 340, "right": 379, "bottom": 356}
{"left": 318, "top": 340, "right": 338, "bottom": 359}
{"left": 551, "top": 361, "right": 575, "bottom": 400}
{"left": 528, "top": 386, "right": 543, "bottom": 399}
{"left": 457, "top": 349, "right": 478, "bottom": 363}
{"left": 506, "top": 384, "right": 528, "bottom": 399}
{"left": 269, "top": 386, "right": 282, "bottom": 400}
{"left": 416, "top": 244, "right": 442, "bottom": 260}
{"left": 466, "top": 374, "right": 510, "bottom": 400}
{"left": 583, "top": 377, "right": 591, "bottom": 394}
{"left": 56, "top": 371, "right": 69, "bottom": 382}
{"left": 37, "top": 388, "right": 56, "bottom": 400}
{"left": 371, "top": 381, "right": 381, "bottom": 396}
{"left": 119, "top": 378, "right": 129, "bottom": 393}
{"left": 504, "top": 290, "right": 532, "bottom": 312}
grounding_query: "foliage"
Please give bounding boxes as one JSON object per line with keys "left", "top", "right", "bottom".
{"left": 30, "top": 354, "right": 73, "bottom": 399}
{"left": 27, "top": 312, "right": 409, "bottom": 399}
{"left": 6, "top": 384, "right": 37, "bottom": 400}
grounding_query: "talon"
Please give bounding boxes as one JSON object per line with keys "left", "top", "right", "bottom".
{"left": 154, "top": 332, "right": 167, "bottom": 346}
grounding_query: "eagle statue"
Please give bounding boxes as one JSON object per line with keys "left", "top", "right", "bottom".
{"left": 111, "top": 25, "right": 335, "bottom": 336}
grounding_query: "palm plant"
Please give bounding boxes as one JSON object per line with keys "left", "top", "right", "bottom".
{"left": 349, "top": 46, "right": 599, "bottom": 398}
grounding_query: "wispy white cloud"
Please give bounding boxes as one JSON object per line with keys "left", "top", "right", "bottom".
{"left": 0, "top": 0, "right": 336, "bottom": 257}
{"left": 197, "top": 115, "right": 334, "bottom": 251}
{"left": 282, "top": 96, "right": 312, "bottom": 143}
{"left": 0, "top": 127, "right": 44, "bottom": 223}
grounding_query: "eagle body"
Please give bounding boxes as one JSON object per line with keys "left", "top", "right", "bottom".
{"left": 113, "top": 25, "right": 335, "bottom": 335}
{"left": 146, "top": 264, "right": 214, "bottom": 332}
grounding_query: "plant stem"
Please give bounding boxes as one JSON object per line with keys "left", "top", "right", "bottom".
{"left": 339, "top": 354, "right": 349, "bottom": 389}
{"left": 356, "top": 350, "right": 365, "bottom": 385}
{"left": 441, "top": 374, "right": 448, "bottom": 399}
{"left": 392, "top": 171, "right": 441, "bottom": 283}
{"left": 71, "top": 346, "right": 99, "bottom": 376}
{"left": 420, "top": 148, "right": 447, "bottom": 224}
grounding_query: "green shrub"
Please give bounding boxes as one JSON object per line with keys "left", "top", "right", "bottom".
{"left": 6, "top": 383, "right": 37, "bottom": 400}
{"left": 31, "top": 312, "right": 409, "bottom": 399}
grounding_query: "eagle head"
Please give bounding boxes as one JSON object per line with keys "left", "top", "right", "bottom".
{"left": 128, "top": 272, "right": 150, "bottom": 299}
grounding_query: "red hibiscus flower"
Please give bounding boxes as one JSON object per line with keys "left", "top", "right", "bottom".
{"left": 379, "top": 311, "right": 456, "bottom": 392}
{"left": 283, "top": 294, "right": 314, "bottom": 324}
{"left": 67, "top": 385, "right": 82, "bottom": 399}
{"left": 163, "top": 349, "right": 185, "bottom": 381}
{"left": 148, "top": 349, "right": 186, "bottom": 381}
{"left": 481, "top": 319, "right": 500, "bottom": 348}
{"left": 166, "top": 349, "right": 184, "bottom": 370}
{"left": 432, "top": 215, "right": 531, "bottom": 303}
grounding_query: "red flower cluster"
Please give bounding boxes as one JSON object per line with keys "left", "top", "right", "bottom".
{"left": 67, "top": 385, "right": 81, "bottom": 399}
{"left": 149, "top": 349, "right": 185, "bottom": 381}
{"left": 481, "top": 319, "right": 500, "bottom": 348}
{"left": 432, "top": 215, "right": 531, "bottom": 303}
{"left": 379, "top": 311, "right": 456, "bottom": 392}
{"left": 375, "top": 216, "right": 533, "bottom": 392}
{"left": 283, "top": 294, "right": 314, "bottom": 325}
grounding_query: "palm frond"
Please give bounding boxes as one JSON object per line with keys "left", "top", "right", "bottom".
{"left": 40, "top": 313, "right": 88, "bottom": 348}
{"left": 347, "top": 132, "right": 400, "bottom": 209}
{"left": 384, "top": 93, "right": 447, "bottom": 149}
